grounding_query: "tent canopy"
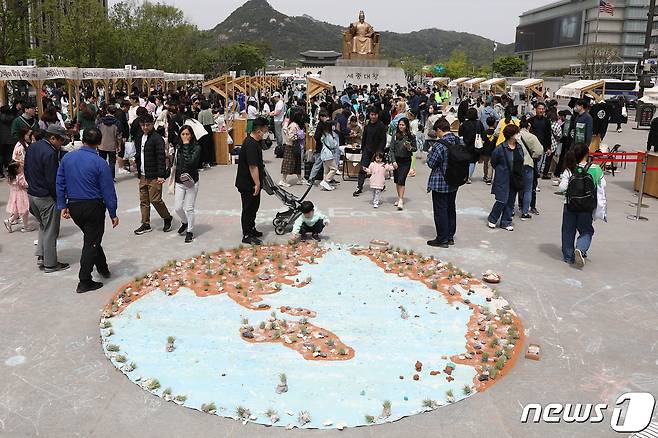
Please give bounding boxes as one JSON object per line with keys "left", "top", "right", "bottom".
{"left": 479, "top": 78, "right": 506, "bottom": 92}
{"left": 307, "top": 76, "right": 332, "bottom": 101}
{"left": 428, "top": 77, "right": 450, "bottom": 86}
{"left": 448, "top": 77, "right": 469, "bottom": 88}
{"left": 556, "top": 80, "right": 605, "bottom": 100}
{"left": 510, "top": 78, "right": 544, "bottom": 94}
{"left": 464, "top": 77, "right": 486, "bottom": 89}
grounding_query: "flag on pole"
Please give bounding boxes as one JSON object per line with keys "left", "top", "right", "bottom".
{"left": 493, "top": 41, "right": 498, "bottom": 52}
{"left": 599, "top": 0, "right": 615, "bottom": 16}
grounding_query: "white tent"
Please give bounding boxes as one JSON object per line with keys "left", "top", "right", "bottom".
{"left": 510, "top": 78, "right": 544, "bottom": 95}
{"left": 556, "top": 80, "right": 605, "bottom": 100}
{"left": 464, "top": 77, "right": 486, "bottom": 90}
{"left": 448, "top": 77, "right": 469, "bottom": 88}
{"left": 479, "top": 78, "right": 507, "bottom": 94}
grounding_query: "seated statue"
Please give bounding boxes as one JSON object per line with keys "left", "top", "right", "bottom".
{"left": 343, "top": 11, "right": 380, "bottom": 58}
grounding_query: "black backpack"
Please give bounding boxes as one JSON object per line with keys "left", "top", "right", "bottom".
{"left": 436, "top": 137, "right": 475, "bottom": 187}
{"left": 566, "top": 163, "right": 598, "bottom": 213}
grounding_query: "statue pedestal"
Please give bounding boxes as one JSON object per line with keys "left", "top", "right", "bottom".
{"left": 322, "top": 64, "right": 407, "bottom": 91}
{"left": 336, "top": 58, "right": 390, "bottom": 68}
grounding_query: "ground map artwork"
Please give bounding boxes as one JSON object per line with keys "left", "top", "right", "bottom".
{"left": 99, "top": 242, "right": 524, "bottom": 429}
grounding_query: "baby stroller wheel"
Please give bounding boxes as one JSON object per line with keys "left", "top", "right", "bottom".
{"left": 273, "top": 217, "right": 284, "bottom": 227}
{"left": 274, "top": 225, "right": 287, "bottom": 235}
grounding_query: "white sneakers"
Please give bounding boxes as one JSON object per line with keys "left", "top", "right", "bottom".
{"left": 278, "top": 180, "right": 291, "bottom": 188}
{"left": 397, "top": 199, "right": 404, "bottom": 211}
{"left": 504, "top": 225, "right": 514, "bottom": 231}
{"left": 487, "top": 222, "right": 496, "bottom": 229}
{"left": 320, "top": 181, "right": 334, "bottom": 191}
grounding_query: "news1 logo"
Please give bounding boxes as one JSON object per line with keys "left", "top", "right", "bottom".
{"left": 520, "top": 392, "right": 656, "bottom": 433}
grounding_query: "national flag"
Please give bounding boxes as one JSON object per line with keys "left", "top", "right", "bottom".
{"left": 599, "top": 0, "right": 615, "bottom": 16}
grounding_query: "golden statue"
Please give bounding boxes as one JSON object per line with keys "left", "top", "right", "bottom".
{"left": 343, "top": 11, "right": 380, "bottom": 59}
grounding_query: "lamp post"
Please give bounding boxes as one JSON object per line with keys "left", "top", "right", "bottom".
{"left": 519, "top": 31, "right": 536, "bottom": 77}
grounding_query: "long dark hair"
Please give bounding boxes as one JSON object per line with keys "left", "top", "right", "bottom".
{"left": 318, "top": 120, "right": 333, "bottom": 135}
{"left": 290, "top": 110, "right": 305, "bottom": 129}
{"left": 395, "top": 117, "right": 413, "bottom": 141}
{"left": 179, "top": 125, "right": 197, "bottom": 144}
{"left": 504, "top": 105, "right": 517, "bottom": 124}
{"left": 565, "top": 143, "right": 590, "bottom": 173}
{"left": 7, "top": 162, "right": 20, "bottom": 184}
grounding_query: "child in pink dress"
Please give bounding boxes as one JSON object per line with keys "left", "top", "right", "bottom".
{"left": 365, "top": 152, "right": 394, "bottom": 208}
{"left": 4, "top": 162, "right": 32, "bottom": 233}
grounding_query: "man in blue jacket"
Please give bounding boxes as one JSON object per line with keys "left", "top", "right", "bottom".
{"left": 57, "top": 128, "right": 119, "bottom": 293}
{"left": 24, "top": 125, "right": 70, "bottom": 273}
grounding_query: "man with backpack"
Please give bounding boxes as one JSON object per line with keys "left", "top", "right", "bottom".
{"left": 426, "top": 117, "right": 473, "bottom": 248}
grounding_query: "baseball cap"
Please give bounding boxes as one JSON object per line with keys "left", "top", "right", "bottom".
{"left": 45, "top": 125, "right": 70, "bottom": 145}
{"left": 272, "top": 92, "right": 281, "bottom": 98}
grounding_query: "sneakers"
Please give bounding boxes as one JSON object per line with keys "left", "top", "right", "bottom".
{"left": 552, "top": 180, "right": 560, "bottom": 186}
{"left": 448, "top": 239, "right": 455, "bottom": 246}
{"left": 393, "top": 200, "right": 399, "bottom": 207}
{"left": 373, "top": 203, "right": 379, "bottom": 209}
{"left": 353, "top": 188, "right": 362, "bottom": 197}
{"left": 44, "top": 262, "right": 71, "bottom": 273}
{"left": 134, "top": 224, "right": 152, "bottom": 235}
{"left": 76, "top": 280, "right": 103, "bottom": 294}
{"left": 320, "top": 180, "right": 334, "bottom": 191}
{"left": 242, "top": 235, "right": 262, "bottom": 245}
{"left": 299, "top": 179, "right": 311, "bottom": 186}
{"left": 521, "top": 214, "right": 532, "bottom": 221}
{"left": 503, "top": 225, "right": 514, "bottom": 231}
{"left": 574, "top": 249, "right": 586, "bottom": 268}
{"left": 397, "top": 199, "right": 404, "bottom": 211}
{"left": 487, "top": 222, "right": 496, "bottom": 229}
{"left": 185, "top": 232, "right": 194, "bottom": 243}
{"left": 177, "top": 223, "right": 188, "bottom": 235}
{"left": 163, "top": 217, "right": 173, "bottom": 232}
{"left": 427, "top": 239, "right": 449, "bottom": 248}
{"left": 250, "top": 228, "right": 263, "bottom": 238}
{"left": 466, "top": 178, "right": 472, "bottom": 184}
{"left": 300, "top": 233, "right": 310, "bottom": 241}
{"left": 311, "top": 233, "right": 321, "bottom": 241}
{"left": 617, "top": 128, "right": 622, "bottom": 133}
{"left": 4, "top": 218, "right": 17, "bottom": 233}
{"left": 530, "top": 208, "right": 540, "bottom": 215}
{"left": 278, "top": 180, "right": 291, "bottom": 188}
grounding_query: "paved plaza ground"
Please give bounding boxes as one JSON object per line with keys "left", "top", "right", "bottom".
{"left": 0, "top": 126, "right": 656, "bottom": 437}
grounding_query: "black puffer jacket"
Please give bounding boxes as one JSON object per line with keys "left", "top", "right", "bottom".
{"left": 175, "top": 141, "right": 201, "bottom": 183}
{"left": 135, "top": 131, "right": 167, "bottom": 179}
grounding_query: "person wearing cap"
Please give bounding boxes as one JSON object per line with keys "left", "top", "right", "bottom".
{"left": 11, "top": 102, "right": 38, "bottom": 143}
{"left": 269, "top": 92, "right": 286, "bottom": 149}
{"left": 56, "top": 128, "right": 119, "bottom": 293}
{"left": 133, "top": 114, "right": 173, "bottom": 235}
{"left": 24, "top": 124, "right": 71, "bottom": 273}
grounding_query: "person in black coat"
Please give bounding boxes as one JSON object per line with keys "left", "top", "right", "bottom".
{"left": 458, "top": 107, "right": 481, "bottom": 183}
{"left": 133, "top": 114, "right": 172, "bottom": 235}
{"left": 0, "top": 105, "right": 15, "bottom": 178}
{"left": 173, "top": 125, "right": 201, "bottom": 243}
{"left": 354, "top": 107, "right": 387, "bottom": 196}
{"left": 647, "top": 116, "right": 658, "bottom": 152}
{"left": 457, "top": 98, "right": 470, "bottom": 124}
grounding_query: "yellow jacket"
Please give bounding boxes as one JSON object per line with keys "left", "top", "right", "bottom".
{"left": 495, "top": 118, "right": 520, "bottom": 146}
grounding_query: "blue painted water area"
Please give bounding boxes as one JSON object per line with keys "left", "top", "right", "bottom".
{"left": 106, "top": 248, "right": 478, "bottom": 429}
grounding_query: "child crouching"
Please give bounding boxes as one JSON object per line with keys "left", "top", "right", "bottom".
{"left": 365, "top": 152, "right": 393, "bottom": 208}
{"left": 292, "top": 201, "right": 329, "bottom": 241}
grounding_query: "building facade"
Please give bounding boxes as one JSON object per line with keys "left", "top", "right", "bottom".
{"left": 299, "top": 51, "right": 342, "bottom": 67}
{"left": 515, "top": 0, "right": 649, "bottom": 76}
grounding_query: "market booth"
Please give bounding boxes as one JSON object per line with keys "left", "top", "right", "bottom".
{"left": 510, "top": 78, "right": 544, "bottom": 100}
{"left": 306, "top": 76, "right": 333, "bottom": 152}
{"left": 428, "top": 77, "right": 450, "bottom": 87}
{"left": 479, "top": 78, "right": 507, "bottom": 96}
{"left": 464, "top": 77, "right": 486, "bottom": 93}
{"left": 556, "top": 79, "right": 606, "bottom": 152}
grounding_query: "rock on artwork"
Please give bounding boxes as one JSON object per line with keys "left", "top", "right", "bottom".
{"left": 99, "top": 242, "right": 524, "bottom": 429}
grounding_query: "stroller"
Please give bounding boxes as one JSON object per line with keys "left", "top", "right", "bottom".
{"left": 262, "top": 168, "right": 313, "bottom": 235}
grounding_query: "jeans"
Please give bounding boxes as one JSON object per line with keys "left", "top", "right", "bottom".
{"left": 521, "top": 166, "right": 534, "bottom": 215}
{"left": 357, "top": 149, "right": 374, "bottom": 190}
{"left": 469, "top": 162, "right": 476, "bottom": 178}
{"left": 138, "top": 177, "right": 171, "bottom": 225}
{"left": 431, "top": 190, "right": 457, "bottom": 243}
{"left": 174, "top": 182, "right": 199, "bottom": 232}
{"left": 531, "top": 158, "right": 540, "bottom": 209}
{"left": 372, "top": 188, "right": 382, "bottom": 206}
{"left": 68, "top": 200, "right": 108, "bottom": 283}
{"left": 274, "top": 121, "right": 284, "bottom": 147}
{"left": 98, "top": 150, "right": 117, "bottom": 179}
{"left": 240, "top": 190, "right": 261, "bottom": 237}
{"left": 561, "top": 205, "right": 594, "bottom": 263}
{"left": 488, "top": 187, "right": 518, "bottom": 228}
{"left": 308, "top": 152, "right": 323, "bottom": 181}
{"left": 29, "top": 195, "right": 61, "bottom": 268}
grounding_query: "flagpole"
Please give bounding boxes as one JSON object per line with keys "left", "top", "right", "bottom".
{"left": 491, "top": 41, "right": 496, "bottom": 79}
{"left": 595, "top": 1, "right": 601, "bottom": 44}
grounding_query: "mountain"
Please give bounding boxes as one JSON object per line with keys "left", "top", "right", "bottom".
{"left": 208, "top": 0, "right": 514, "bottom": 65}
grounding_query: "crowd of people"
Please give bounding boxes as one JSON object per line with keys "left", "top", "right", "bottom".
{"left": 0, "top": 77, "right": 614, "bottom": 293}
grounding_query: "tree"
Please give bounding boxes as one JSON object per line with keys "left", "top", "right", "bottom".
{"left": 211, "top": 44, "right": 266, "bottom": 76}
{"left": 443, "top": 50, "right": 468, "bottom": 79}
{"left": 493, "top": 56, "right": 525, "bottom": 77}
{"left": 0, "top": 0, "right": 25, "bottom": 65}
{"left": 577, "top": 43, "right": 618, "bottom": 79}
{"left": 391, "top": 56, "right": 425, "bottom": 80}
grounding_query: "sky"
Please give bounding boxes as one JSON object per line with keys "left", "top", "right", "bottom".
{"left": 108, "top": 0, "right": 551, "bottom": 43}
